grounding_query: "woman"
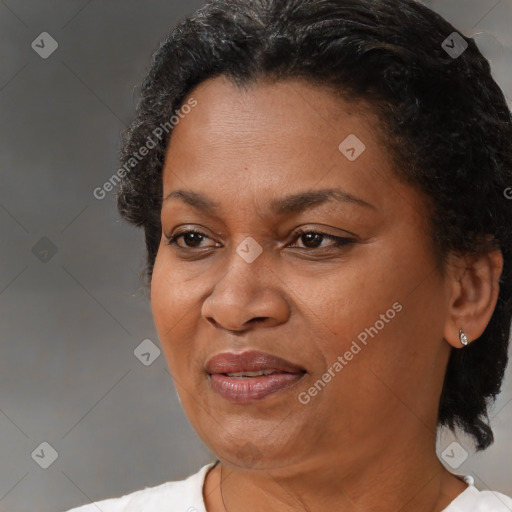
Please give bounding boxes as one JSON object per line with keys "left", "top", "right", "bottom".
{"left": 66, "top": 0, "right": 512, "bottom": 510}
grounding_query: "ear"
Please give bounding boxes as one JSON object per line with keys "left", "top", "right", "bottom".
{"left": 443, "top": 247, "right": 503, "bottom": 348}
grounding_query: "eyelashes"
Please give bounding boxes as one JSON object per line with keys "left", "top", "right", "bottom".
{"left": 289, "top": 228, "right": 355, "bottom": 249}
{"left": 166, "top": 228, "right": 355, "bottom": 251}
{"left": 166, "top": 229, "right": 216, "bottom": 249}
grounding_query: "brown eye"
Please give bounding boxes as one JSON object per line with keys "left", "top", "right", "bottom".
{"left": 167, "top": 229, "right": 215, "bottom": 249}
{"left": 289, "top": 229, "right": 355, "bottom": 249}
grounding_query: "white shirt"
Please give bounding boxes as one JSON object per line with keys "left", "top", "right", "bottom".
{"left": 64, "top": 463, "right": 512, "bottom": 512}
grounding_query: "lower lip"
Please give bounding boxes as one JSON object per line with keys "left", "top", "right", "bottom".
{"left": 209, "top": 372, "right": 305, "bottom": 404}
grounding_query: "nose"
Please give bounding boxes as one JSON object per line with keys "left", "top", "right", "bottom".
{"left": 200, "top": 245, "right": 290, "bottom": 332}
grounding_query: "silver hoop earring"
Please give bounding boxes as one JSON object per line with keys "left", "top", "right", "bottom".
{"left": 459, "top": 329, "right": 469, "bottom": 346}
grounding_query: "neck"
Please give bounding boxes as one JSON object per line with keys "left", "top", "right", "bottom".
{"left": 206, "top": 422, "right": 468, "bottom": 512}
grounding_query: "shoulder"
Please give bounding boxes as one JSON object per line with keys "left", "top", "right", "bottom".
{"left": 62, "top": 462, "right": 216, "bottom": 512}
{"left": 444, "top": 479, "right": 512, "bottom": 512}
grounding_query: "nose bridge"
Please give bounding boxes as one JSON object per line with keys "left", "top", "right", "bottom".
{"left": 217, "top": 184, "right": 270, "bottom": 261}
{"left": 201, "top": 235, "right": 289, "bottom": 330}
{"left": 234, "top": 233, "right": 266, "bottom": 266}
{"left": 219, "top": 234, "right": 269, "bottom": 294}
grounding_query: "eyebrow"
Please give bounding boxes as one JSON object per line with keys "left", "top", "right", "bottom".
{"left": 162, "top": 188, "right": 376, "bottom": 215}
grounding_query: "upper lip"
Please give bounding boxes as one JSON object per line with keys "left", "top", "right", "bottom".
{"left": 205, "top": 350, "right": 305, "bottom": 375}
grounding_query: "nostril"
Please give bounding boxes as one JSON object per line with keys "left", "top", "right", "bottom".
{"left": 249, "top": 317, "right": 267, "bottom": 324}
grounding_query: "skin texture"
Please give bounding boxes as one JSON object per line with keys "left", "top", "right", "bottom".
{"left": 150, "top": 75, "right": 503, "bottom": 512}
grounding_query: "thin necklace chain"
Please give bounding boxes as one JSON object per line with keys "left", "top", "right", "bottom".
{"left": 220, "top": 462, "right": 228, "bottom": 512}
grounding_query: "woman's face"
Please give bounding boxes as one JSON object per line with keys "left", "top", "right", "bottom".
{"left": 151, "top": 75, "right": 452, "bottom": 472}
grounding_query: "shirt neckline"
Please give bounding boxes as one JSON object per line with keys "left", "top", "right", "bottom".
{"left": 198, "top": 465, "right": 478, "bottom": 512}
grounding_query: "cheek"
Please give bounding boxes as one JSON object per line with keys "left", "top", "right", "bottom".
{"left": 300, "top": 255, "right": 404, "bottom": 359}
{"left": 151, "top": 252, "right": 174, "bottom": 334}
{"left": 150, "top": 251, "right": 198, "bottom": 368}
{"left": 151, "top": 247, "right": 204, "bottom": 322}
{"left": 317, "top": 241, "right": 441, "bottom": 373}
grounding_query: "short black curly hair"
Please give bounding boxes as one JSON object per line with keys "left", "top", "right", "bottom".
{"left": 116, "top": 0, "right": 512, "bottom": 451}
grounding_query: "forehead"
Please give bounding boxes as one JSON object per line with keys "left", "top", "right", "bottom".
{"left": 160, "top": 75, "right": 400, "bottom": 215}
{"left": 166, "top": 75, "right": 375, "bottom": 148}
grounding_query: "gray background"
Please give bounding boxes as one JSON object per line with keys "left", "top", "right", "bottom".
{"left": 1, "top": 1, "right": 511, "bottom": 511}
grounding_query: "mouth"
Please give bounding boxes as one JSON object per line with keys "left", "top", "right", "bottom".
{"left": 205, "top": 350, "right": 307, "bottom": 404}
